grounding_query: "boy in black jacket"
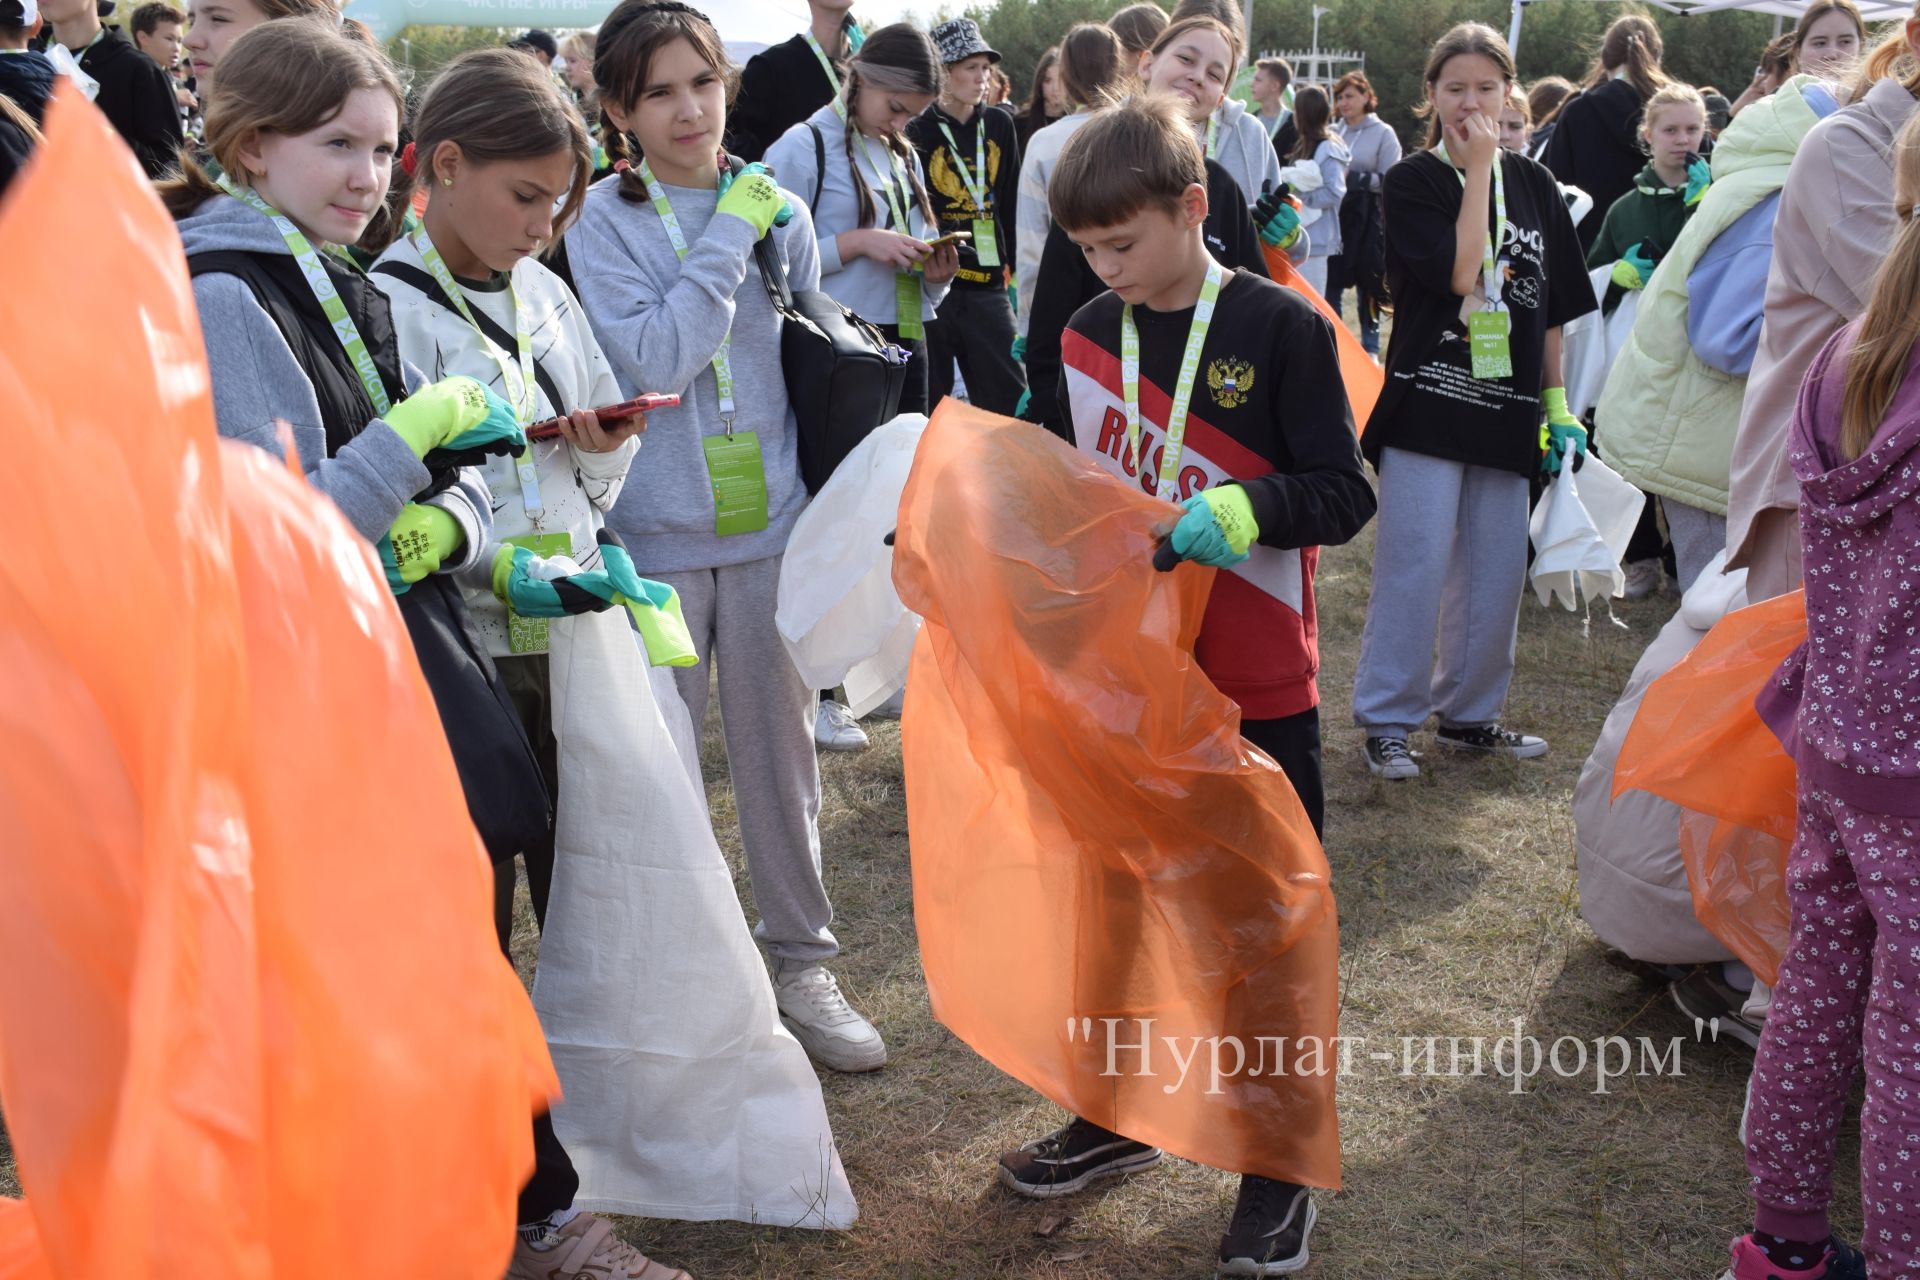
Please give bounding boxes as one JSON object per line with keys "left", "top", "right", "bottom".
{"left": 35, "top": 0, "right": 178, "bottom": 176}
{"left": 905, "top": 17, "right": 1024, "bottom": 415}
{"left": 999, "top": 94, "right": 1373, "bottom": 1279}
{"left": 726, "top": 0, "right": 857, "bottom": 162}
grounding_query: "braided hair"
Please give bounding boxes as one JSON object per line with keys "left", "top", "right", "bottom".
{"left": 838, "top": 23, "right": 940, "bottom": 230}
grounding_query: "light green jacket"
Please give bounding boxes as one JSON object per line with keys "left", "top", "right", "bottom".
{"left": 1593, "top": 77, "right": 1824, "bottom": 515}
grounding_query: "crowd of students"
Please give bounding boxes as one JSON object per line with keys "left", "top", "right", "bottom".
{"left": 8, "top": 0, "right": 1920, "bottom": 1274}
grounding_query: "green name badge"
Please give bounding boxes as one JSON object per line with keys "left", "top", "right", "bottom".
{"left": 502, "top": 531, "right": 574, "bottom": 655}
{"left": 972, "top": 218, "right": 1001, "bottom": 268}
{"left": 1469, "top": 307, "right": 1513, "bottom": 381}
{"left": 703, "top": 430, "right": 770, "bottom": 536}
{"left": 896, "top": 271, "right": 925, "bottom": 340}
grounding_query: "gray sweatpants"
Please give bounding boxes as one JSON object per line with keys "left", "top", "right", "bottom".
{"left": 1662, "top": 498, "right": 1728, "bottom": 595}
{"left": 1352, "top": 447, "right": 1531, "bottom": 740}
{"left": 652, "top": 554, "right": 838, "bottom": 964}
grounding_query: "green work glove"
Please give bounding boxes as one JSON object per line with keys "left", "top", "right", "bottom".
{"left": 716, "top": 168, "right": 786, "bottom": 238}
{"left": 493, "top": 530, "right": 699, "bottom": 666}
{"left": 1169, "top": 484, "right": 1259, "bottom": 567}
{"left": 1683, "top": 154, "right": 1712, "bottom": 207}
{"left": 1253, "top": 182, "right": 1302, "bottom": 249}
{"left": 720, "top": 161, "right": 794, "bottom": 227}
{"left": 377, "top": 502, "right": 462, "bottom": 593}
{"left": 1014, "top": 386, "right": 1032, "bottom": 418}
{"left": 384, "top": 375, "right": 524, "bottom": 464}
{"left": 1539, "top": 386, "right": 1588, "bottom": 477}
{"left": 1011, "top": 333, "right": 1027, "bottom": 363}
{"left": 1610, "top": 242, "right": 1655, "bottom": 291}
{"left": 1006, "top": 278, "right": 1018, "bottom": 315}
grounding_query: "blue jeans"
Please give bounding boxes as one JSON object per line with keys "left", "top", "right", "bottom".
{"left": 1330, "top": 283, "right": 1380, "bottom": 356}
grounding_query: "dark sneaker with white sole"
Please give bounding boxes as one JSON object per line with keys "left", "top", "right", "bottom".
{"left": 1435, "top": 723, "right": 1548, "bottom": 757}
{"left": 1670, "top": 964, "right": 1764, "bottom": 1051}
{"left": 1217, "top": 1177, "right": 1317, "bottom": 1276}
{"left": 1363, "top": 736, "right": 1419, "bottom": 780}
{"left": 997, "top": 1117, "right": 1162, "bottom": 1199}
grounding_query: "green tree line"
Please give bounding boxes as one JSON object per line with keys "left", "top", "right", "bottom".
{"left": 967, "top": 0, "right": 1876, "bottom": 145}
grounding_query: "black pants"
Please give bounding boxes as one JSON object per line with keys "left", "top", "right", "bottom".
{"left": 492, "top": 832, "right": 579, "bottom": 1225}
{"left": 926, "top": 284, "right": 1027, "bottom": 416}
{"left": 498, "top": 653, "right": 559, "bottom": 929}
{"left": 877, "top": 323, "right": 930, "bottom": 417}
{"left": 1241, "top": 706, "right": 1325, "bottom": 840}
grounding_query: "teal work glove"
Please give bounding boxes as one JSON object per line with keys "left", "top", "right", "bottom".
{"left": 1006, "top": 278, "right": 1018, "bottom": 315}
{"left": 1683, "top": 154, "right": 1712, "bottom": 207}
{"left": 721, "top": 161, "right": 794, "bottom": 227}
{"left": 1252, "top": 181, "right": 1302, "bottom": 249}
{"left": 1011, "top": 333, "right": 1027, "bottom": 363}
{"left": 1539, "top": 386, "right": 1588, "bottom": 477}
{"left": 377, "top": 502, "right": 462, "bottom": 593}
{"left": 384, "top": 375, "right": 524, "bottom": 464}
{"left": 716, "top": 167, "right": 786, "bottom": 238}
{"left": 492, "top": 531, "right": 698, "bottom": 666}
{"left": 1014, "top": 386, "right": 1031, "bottom": 419}
{"left": 1610, "top": 242, "right": 1655, "bottom": 291}
{"left": 1168, "top": 484, "right": 1259, "bottom": 567}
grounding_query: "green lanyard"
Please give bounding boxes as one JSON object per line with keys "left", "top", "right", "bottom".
{"left": 1436, "top": 141, "right": 1507, "bottom": 305}
{"left": 858, "top": 133, "right": 913, "bottom": 233}
{"left": 218, "top": 177, "right": 390, "bottom": 417}
{"left": 410, "top": 227, "right": 545, "bottom": 515}
{"left": 805, "top": 31, "right": 848, "bottom": 120}
{"left": 937, "top": 115, "right": 988, "bottom": 213}
{"left": 1205, "top": 113, "right": 1220, "bottom": 159}
{"left": 638, "top": 160, "right": 738, "bottom": 429}
{"left": 1120, "top": 258, "right": 1224, "bottom": 494}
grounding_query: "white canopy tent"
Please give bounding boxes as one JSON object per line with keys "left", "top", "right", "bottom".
{"left": 346, "top": 0, "right": 805, "bottom": 46}
{"left": 1506, "top": 0, "right": 1913, "bottom": 60}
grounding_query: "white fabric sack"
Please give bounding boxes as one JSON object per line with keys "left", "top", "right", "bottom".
{"left": 1560, "top": 264, "right": 1639, "bottom": 420}
{"left": 535, "top": 608, "right": 857, "bottom": 1229}
{"left": 1528, "top": 452, "right": 1645, "bottom": 609}
{"left": 777, "top": 414, "right": 927, "bottom": 717}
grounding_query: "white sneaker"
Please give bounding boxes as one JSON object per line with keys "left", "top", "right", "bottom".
{"left": 1622, "top": 559, "right": 1665, "bottom": 600}
{"left": 814, "top": 699, "right": 870, "bottom": 752}
{"left": 773, "top": 962, "right": 887, "bottom": 1072}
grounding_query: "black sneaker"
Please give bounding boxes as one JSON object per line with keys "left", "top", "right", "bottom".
{"left": 1671, "top": 964, "right": 1764, "bottom": 1051}
{"left": 1435, "top": 723, "right": 1548, "bottom": 758}
{"left": 997, "top": 1117, "right": 1163, "bottom": 1199}
{"left": 1363, "top": 735, "right": 1419, "bottom": 780}
{"left": 1217, "top": 1176, "right": 1317, "bottom": 1276}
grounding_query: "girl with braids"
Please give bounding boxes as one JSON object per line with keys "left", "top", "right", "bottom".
{"left": 764, "top": 20, "right": 959, "bottom": 414}
{"left": 1719, "top": 109, "right": 1920, "bottom": 1280}
{"left": 371, "top": 45, "right": 854, "bottom": 1242}
{"left": 1541, "top": 12, "right": 1676, "bottom": 251}
{"left": 570, "top": 0, "right": 891, "bottom": 1077}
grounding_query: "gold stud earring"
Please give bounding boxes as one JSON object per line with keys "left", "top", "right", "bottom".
{"left": 442, "top": 177, "right": 453, "bottom": 187}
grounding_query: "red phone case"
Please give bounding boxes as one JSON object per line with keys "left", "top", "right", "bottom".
{"left": 526, "top": 394, "right": 678, "bottom": 440}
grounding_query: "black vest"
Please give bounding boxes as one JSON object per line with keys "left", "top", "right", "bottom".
{"left": 190, "top": 246, "right": 551, "bottom": 862}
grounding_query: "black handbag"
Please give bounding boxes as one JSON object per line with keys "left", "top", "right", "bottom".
{"left": 751, "top": 233, "right": 908, "bottom": 494}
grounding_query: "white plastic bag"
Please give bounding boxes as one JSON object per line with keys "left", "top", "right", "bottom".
{"left": 535, "top": 609, "right": 857, "bottom": 1228}
{"left": 777, "top": 414, "right": 927, "bottom": 716}
{"left": 1560, "top": 264, "right": 1639, "bottom": 420}
{"left": 1529, "top": 452, "right": 1645, "bottom": 609}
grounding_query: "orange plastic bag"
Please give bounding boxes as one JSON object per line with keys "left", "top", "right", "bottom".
{"left": 1264, "top": 242, "right": 1381, "bottom": 432}
{"left": 0, "top": 85, "right": 555, "bottom": 1279}
{"left": 1612, "top": 591, "right": 1806, "bottom": 982}
{"left": 892, "top": 403, "right": 1342, "bottom": 1189}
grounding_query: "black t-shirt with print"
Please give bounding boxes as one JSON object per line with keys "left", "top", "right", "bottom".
{"left": 1364, "top": 147, "right": 1594, "bottom": 479}
{"left": 907, "top": 101, "right": 1022, "bottom": 289}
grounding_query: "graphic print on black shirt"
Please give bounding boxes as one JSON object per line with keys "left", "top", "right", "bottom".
{"left": 1058, "top": 269, "right": 1375, "bottom": 719}
{"left": 907, "top": 102, "right": 1021, "bottom": 287}
{"left": 1363, "top": 147, "right": 1594, "bottom": 479}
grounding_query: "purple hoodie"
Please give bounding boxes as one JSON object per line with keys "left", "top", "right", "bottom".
{"left": 1757, "top": 320, "right": 1920, "bottom": 815}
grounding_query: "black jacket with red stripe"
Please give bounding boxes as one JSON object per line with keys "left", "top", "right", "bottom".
{"left": 1055, "top": 268, "right": 1375, "bottom": 718}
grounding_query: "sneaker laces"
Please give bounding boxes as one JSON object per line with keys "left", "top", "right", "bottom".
{"left": 1229, "top": 1177, "right": 1306, "bottom": 1234}
{"left": 551, "top": 1216, "right": 651, "bottom": 1276}
{"left": 784, "top": 965, "right": 861, "bottom": 1026}
{"left": 1022, "top": 1122, "right": 1077, "bottom": 1160}
{"left": 820, "top": 701, "right": 859, "bottom": 732}
{"left": 1371, "top": 737, "right": 1412, "bottom": 763}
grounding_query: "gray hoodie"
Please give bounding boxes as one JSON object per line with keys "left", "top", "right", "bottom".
{"left": 177, "top": 195, "right": 489, "bottom": 570}
{"left": 568, "top": 173, "right": 819, "bottom": 573}
{"left": 1211, "top": 97, "right": 1284, "bottom": 207}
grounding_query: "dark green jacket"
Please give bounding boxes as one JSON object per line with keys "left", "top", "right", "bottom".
{"left": 1586, "top": 163, "right": 1693, "bottom": 267}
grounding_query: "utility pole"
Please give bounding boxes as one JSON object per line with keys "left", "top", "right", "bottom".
{"left": 1310, "top": 5, "right": 1328, "bottom": 82}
